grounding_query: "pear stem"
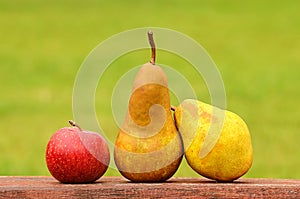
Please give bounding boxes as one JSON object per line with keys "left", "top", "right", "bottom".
{"left": 147, "top": 31, "right": 156, "bottom": 65}
{"left": 171, "top": 105, "right": 176, "bottom": 111}
{"left": 69, "top": 120, "right": 82, "bottom": 131}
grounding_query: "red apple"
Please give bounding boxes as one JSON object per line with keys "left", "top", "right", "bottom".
{"left": 46, "top": 120, "right": 110, "bottom": 183}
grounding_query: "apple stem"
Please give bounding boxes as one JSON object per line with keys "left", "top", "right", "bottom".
{"left": 69, "top": 120, "right": 82, "bottom": 131}
{"left": 148, "top": 31, "right": 156, "bottom": 65}
{"left": 171, "top": 105, "right": 176, "bottom": 111}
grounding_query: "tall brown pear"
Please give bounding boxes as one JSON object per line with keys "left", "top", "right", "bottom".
{"left": 114, "top": 31, "right": 183, "bottom": 182}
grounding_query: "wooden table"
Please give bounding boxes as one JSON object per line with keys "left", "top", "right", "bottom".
{"left": 0, "top": 176, "right": 299, "bottom": 198}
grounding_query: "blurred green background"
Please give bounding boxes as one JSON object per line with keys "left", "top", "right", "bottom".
{"left": 0, "top": 0, "right": 299, "bottom": 179}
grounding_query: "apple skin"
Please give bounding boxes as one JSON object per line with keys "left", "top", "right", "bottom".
{"left": 46, "top": 126, "right": 110, "bottom": 183}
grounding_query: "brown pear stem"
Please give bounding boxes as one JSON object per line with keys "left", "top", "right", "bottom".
{"left": 69, "top": 120, "right": 82, "bottom": 131}
{"left": 147, "top": 31, "right": 156, "bottom": 65}
{"left": 171, "top": 105, "right": 176, "bottom": 111}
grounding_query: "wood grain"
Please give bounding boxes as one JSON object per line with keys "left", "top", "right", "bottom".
{"left": 0, "top": 176, "right": 299, "bottom": 198}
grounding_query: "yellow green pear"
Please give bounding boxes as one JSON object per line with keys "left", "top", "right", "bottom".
{"left": 114, "top": 31, "right": 183, "bottom": 182}
{"left": 174, "top": 99, "right": 253, "bottom": 182}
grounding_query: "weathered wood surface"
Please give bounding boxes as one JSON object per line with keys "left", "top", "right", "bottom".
{"left": 0, "top": 176, "right": 299, "bottom": 198}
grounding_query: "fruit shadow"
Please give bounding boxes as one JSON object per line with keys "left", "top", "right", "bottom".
{"left": 96, "top": 178, "right": 250, "bottom": 184}
{"left": 49, "top": 178, "right": 250, "bottom": 185}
